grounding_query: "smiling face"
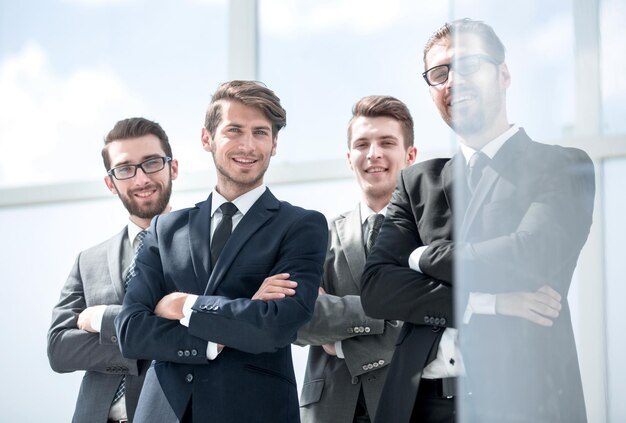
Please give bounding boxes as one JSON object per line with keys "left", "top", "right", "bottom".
{"left": 426, "top": 33, "right": 510, "bottom": 148}
{"left": 104, "top": 134, "right": 178, "bottom": 227}
{"left": 201, "top": 100, "right": 277, "bottom": 200}
{"left": 347, "top": 116, "right": 416, "bottom": 211}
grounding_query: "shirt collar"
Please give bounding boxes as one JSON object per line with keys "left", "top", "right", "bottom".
{"left": 211, "top": 184, "right": 267, "bottom": 217}
{"left": 360, "top": 202, "right": 388, "bottom": 225}
{"left": 127, "top": 219, "right": 145, "bottom": 246}
{"left": 460, "top": 124, "right": 520, "bottom": 164}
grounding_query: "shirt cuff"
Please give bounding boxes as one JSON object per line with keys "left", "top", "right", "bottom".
{"left": 334, "top": 341, "right": 345, "bottom": 359}
{"left": 207, "top": 342, "right": 221, "bottom": 360}
{"left": 180, "top": 294, "right": 199, "bottom": 327}
{"left": 90, "top": 305, "right": 107, "bottom": 333}
{"left": 463, "top": 292, "right": 497, "bottom": 324}
{"left": 408, "top": 246, "right": 428, "bottom": 272}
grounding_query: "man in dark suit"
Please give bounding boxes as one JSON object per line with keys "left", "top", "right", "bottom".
{"left": 48, "top": 117, "right": 179, "bottom": 422}
{"left": 361, "top": 19, "right": 594, "bottom": 422}
{"left": 115, "top": 80, "right": 328, "bottom": 423}
{"left": 296, "top": 96, "right": 416, "bottom": 423}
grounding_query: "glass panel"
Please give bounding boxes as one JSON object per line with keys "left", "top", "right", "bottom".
{"left": 603, "top": 157, "right": 626, "bottom": 421}
{"left": 0, "top": 0, "right": 228, "bottom": 188}
{"left": 600, "top": 0, "right": 626, "bottom": 135}
{"left": 258, "top": 0, "right": 452, "bottom": 164}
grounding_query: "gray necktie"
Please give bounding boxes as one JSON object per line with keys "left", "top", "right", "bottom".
{"left": 113, "top": 230, "right": 147, "bottom": 405}
{"left": 211, "top": 202, "right": 239, "bottom": 265}
{"left": 467, "top": 151, "right": 490, "bottom": 194}
{"left": 365, "top": 214, "right": 384, "bottom": 256}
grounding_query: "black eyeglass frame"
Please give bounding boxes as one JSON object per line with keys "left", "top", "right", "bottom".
{"left": 422, "top": 54, "right": 501, "bottom": 87}
{"left": 107, "top": 156, "right": 173, "bottom": 180}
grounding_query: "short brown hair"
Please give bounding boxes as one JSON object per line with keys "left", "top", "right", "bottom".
{"left": 347, "top": 95, "right": 414, "bottom": 149}
{"left": 423, "top": 18, "right": 506, "bottom": 69}
{"left": 204, "top": 80, "right": 287, "bottom": 138}
{"left": 102, "top": 117, "right": 172, "bottom": 170}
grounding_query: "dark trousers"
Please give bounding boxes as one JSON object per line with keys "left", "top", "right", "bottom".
{"left": 410, "top": 379, "right": 456, "bottom": 423}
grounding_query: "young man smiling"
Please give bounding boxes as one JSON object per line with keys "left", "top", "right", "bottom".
{"left": 296, "top": 95, "right": 416, "bottom": 423}
{"left": 116, "top": 81, "right": 328, "bottom": 423}
{"left": 48, "top": 117, "right": 178, "bottom": 423}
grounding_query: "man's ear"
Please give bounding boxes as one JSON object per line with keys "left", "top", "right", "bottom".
{"left": 104, "top": 175, "right": 118, "bottom": 195}
{"left": 406, "top": 146, "right": 418, "bottom": 166}
{"left": 500, "top": 63, "right": 511, "bottom": 89}
{"left": 169, "top": 159, "right": 179, "bottom": 181}
{"left": 201, "top": 127, "right": 212, "bottom": 152}
{"left": 346, "top": 151, "right": 354, "bottom": 171}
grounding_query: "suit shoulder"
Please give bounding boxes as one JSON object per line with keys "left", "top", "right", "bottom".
{"left": 78, "top": 228, "right": 125, "bottom": 259}
{"left": 278, "top": 201, "right": 326, "bottom": 223}
{"left": 403, "top": 158, "right": 451, "bottom": 177}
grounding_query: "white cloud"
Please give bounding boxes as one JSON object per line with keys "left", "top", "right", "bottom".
{"left": 0, "top": 43, "right": 145, "bottom": 186}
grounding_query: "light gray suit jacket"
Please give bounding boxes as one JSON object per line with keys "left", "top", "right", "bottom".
{"left": 296, "top": 204, "right": 402, "bottom": 423}
{"left": 48, "top": 227, "right": 148, "bottom": 423}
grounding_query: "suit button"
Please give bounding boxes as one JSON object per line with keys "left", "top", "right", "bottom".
{"left": 111, "top": 335, "right": 117, "bottom": 343}
{"left": 364, "top": 327, "right": 371, "bottom": 333}
{"left": 177, "top": 350, "right": 184, "bottom": 357}
{"left": 373, "top": 362, "right": 379, "bottom": 368}
{"left": 429, "top": 317, "right": 435, "bottom": 324}
{"left": 440, "top": 318, "right": 447, "bottom": 325}
{"left": 378, "top": 360, "right": 385, "bottom": 366}
{"left": 424, "top": 316, "right": 430, "bottom": 324}
{"left": 351, "top": 376, "right": 359, "bottom": 384}
{"left": 347, "top": 328, "right": 354, "bottom": 334}
{"left": 434, "top": 318, "right": 441, "bottom": 325}
{"left": 191, "top": 349, "right": 198, "bottom": 356}
{"left": 367, "top": 364, "right": 374, "bottom": 370}
{"left": 353, "top": 326, "right": 359, "bottom": 333}
{"left": 185, "top": 373, "right": 193, "bottom": 383}
{"left": 362, "top": 365, "right": 368, "bottom": 371}
{"left": 184, "top": 350, "right": 190, "bottom": 357}
{"left": 199, "top": 304, "right": 207, "bottom": 310}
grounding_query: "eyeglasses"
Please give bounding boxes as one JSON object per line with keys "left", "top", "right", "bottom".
{"left": 422, "top": 54, "right": 500, "bottom": 87}
{"left": 108, "top": 156, "right": 172, "bottom": 180}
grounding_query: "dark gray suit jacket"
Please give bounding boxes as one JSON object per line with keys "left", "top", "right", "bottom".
{"left": 362, "top": 129, "right": 594, "bottom": 422}
{"left": 48, "top": 227, "right": 147, "bottom": 423}
{"left": 296, "top": 204, "right": 401, "bottom": 423}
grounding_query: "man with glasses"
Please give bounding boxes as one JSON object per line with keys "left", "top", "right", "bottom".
{"left": 48, "top": 117, "right": 178, "bottom": 423}
{"left": 362, "top": 19, "right": 593, "bottom": 422}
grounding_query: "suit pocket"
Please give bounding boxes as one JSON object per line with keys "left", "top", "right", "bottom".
{"left": 245, "top": 364, "right": 296, "bottom": 387}
{"left": 300, "top": 379, "right": 324, "bottom": 406}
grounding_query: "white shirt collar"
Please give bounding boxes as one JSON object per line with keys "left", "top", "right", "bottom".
{"left": 127, "top": 219, "right": 145, "bottom": 246}
{"left": 211, "top": 184, "right": 267, "bottom": 217}
{"left": 360, "top": 202, "right": 388, "bottom": 225}
{"left": 460, "top": 124, "right": 520, "bottom": 164}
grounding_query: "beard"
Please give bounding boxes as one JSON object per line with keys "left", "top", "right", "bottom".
{"left": 119, "top": 181, "right": 172, "bottom": 219}
{"left": 211, "top": 149, "right": 270, "bottom": 194}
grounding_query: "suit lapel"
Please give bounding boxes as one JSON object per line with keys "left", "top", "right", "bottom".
{"left": 108, "top": 227, "right": 129, "bottom": 303}
{"left": 188, "top": 196, "right": 213, "bottom": 294}
{"left": 203, "top": 189, "right": 280, "bottom": 295}
{"left": 336, "top": 205, "right": 366, "bottom": 290}
{"left": 460, "top": 129, "right": 531, "bottom": 240}
{"left": 441, "top": 154, "right": 463, "bottom": 218}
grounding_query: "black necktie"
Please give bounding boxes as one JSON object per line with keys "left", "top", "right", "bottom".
{"left": 211, "top": 202, "right": 238, "bottom": 265}
{"left": 467, "top": 151, "right": 490, "bottom": 194}
{"left": 365, "top": 213, "right": 384, "bottom": 256}
{"left": 113, "top": 230, "right": 147, "bottom": 405}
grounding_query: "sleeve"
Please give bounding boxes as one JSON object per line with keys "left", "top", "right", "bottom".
{"left": 419, "top": 148, "right": 595, "bottom": 293}
{"left": 47, "top": 253, "right": 139, "bottom": 376}
{"left": 187, "top": 211, "right": 329, "bottom": 354}
{"left": 115, "top": 218, "right": 212, "bottom": 364}
{"left": 294, "top": 293, "right": 385, "bottom": 346}
{"left": 340, "top": 319, "right": 403, "bottom": 378}
{"left": 361, "top": 171, "right": 454, "bottom": 326}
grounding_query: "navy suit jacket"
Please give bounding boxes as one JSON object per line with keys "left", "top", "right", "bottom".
{"left": 115, "top": 189, "right": 328, "bottom": 422}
